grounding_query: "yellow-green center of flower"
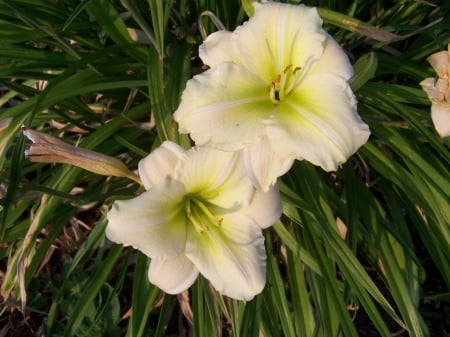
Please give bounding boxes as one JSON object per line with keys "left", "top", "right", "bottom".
{"left": 186, "top": 198, "right": 223, "bottom": 234}
{"left": 269, "top": 64, "right": 301, "bottom": 105}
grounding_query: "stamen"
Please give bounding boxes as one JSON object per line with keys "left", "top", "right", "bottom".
{"left": 268, "top": 64, "right": 302, "bottom": 105}
{"left": 186, "top": 198, "right": 222, "bottom": 234}
{"left": 284, "top": 66, "right": 302, "bottom": 94}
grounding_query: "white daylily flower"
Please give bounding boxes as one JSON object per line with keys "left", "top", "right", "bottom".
{"left": 420, "top": 44, "right": 450, "bottom": 138}
{"left": 174, "top": 1, "right": 370, "bottom": 191}
{"left": 106, "top": 141, "right": 282, "bottom": 300}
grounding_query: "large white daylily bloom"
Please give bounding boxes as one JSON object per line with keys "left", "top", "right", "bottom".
{"left": 420, "top": 44, "right": 450, "bottom": 138}
{"left": 174, "top": 1, "right": 370, "bottom": 191}
{"left": 106, "top": 141, "right": 281, "bottom": 300}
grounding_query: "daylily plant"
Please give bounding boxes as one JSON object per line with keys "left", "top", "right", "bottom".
{"left": 106, "top": 141, "right": 281, "bottom": 300}
{"left": 174, "top": 1, "right": 370, "bottom": 191}
{"left": 420, "top": 43, "right": 450, "bottom": 138}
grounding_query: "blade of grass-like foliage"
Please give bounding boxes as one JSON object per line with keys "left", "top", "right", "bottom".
{"left": 361, "top": 141, "right": 450, "bottom": 288}
{"left": 264, "top": 235, "right": 296, "bottom": 337}
{"left": 286, "top": 163, "right": 402, "bottom": 336}
{"left": 205, "top": 288, "right": 222, "bottom": 336}
{"left": 31, "top": 69, "right": 147, "bottom": 109}
{"left": 285, "top": 244, "right": 315, "bottom": 337}
{"left": 301, "top": 205, "right": 364, "bottom": 336}
{"left": 148, "top": 0, "right": 175, "bottom": 56}
{"left": 236, "top": 297, "right": 261, "bottom": 337}
{"left": 147, "top": 47, "right": 173, "bottom": 142}
{"left": 45, "top": 217, "right": 108, "bottom": 333}
{"left": 0, "top": 83, "right": 103, "bottom": 134}
{"left": 299, "top": 216, "right": 359, "bottom": 337}
{"left": 343, "top": 163, "right": 423, "bottom": 334}
{"left": 375, "top": 215, "right": 427, "bottom": 337}
{"left": 62, "top": 244, "right": 123, "bottom": 337}
{"left": 401, "top": 195, "right": 450, "bottom": 287}
{"left": 357, "top": 78, "right": 450, "bottom": 286}
{"left": 192, "top": 277, "right": 218, "bottom": 337}
{"left": 350, "top": 52, "right": 377, "bottom": 91}
{"left": 154, "top": 294, "right": 172, "bottom": 337}
{"left": 0, "top": 45, "right": 76, "bottom": 68}
{"left": 121, "top": 0, "right": 158, "bottom": 51}
{"left": 0, "top": 127, "right": 25, "bottom": 242}
{"left": 126, "top": 252, "right": 161, "bottom": 337}
{"left": 86, "top": 0, "right": 147, "bottom": 63}
{"left": 361, "top": 84, "right": 450, "bottom": 164}
{"left": 62, "top": 0, "right": 90, "bottom": 31}
{"left": 164, "top": 42, "right": 192, "bottom": 111}
{"left": 1, "top": 0, "right": 85, "bottom": 62}
{"left": 147, "top": 40, "right": 193, "bottom": 146}
{"left": 226, "top": 299, "right": 244, "bottom": 337}
{"left": 260, "top": 296, "right": 281, "bottom": 337}
{"left": 192, "top": 279, "right": 206, "bottom": 337}
{"left": 0, "top": 61, "right": 148, "bottom": 129}
{"left": 0, "top": 20, "right": 49, "bottom": 44}
{"left": 318, "top": 7, "right": 405, "bottom": 43}
{"left": 366, "top": 185, "right": 428, "bottom": 337}
{"left": 272, "top": 221, "right": 321, "bottom": 275}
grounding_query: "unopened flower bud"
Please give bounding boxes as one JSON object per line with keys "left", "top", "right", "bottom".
{"left": 22, "top": 126, "right": 142, "bottom": 184}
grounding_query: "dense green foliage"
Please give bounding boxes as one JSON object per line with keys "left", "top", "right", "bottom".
{"left": 0, "top": 0, "right": 449, "bottom": 336}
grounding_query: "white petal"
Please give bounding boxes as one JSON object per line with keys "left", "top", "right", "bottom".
{"left": 243, "top": 184, "right": 282, "bottom": 229}
{"left": 138, "top": 141, "right": 186, "bottom": 189}
{"left": 185, "top": 214, "right": 266, "bottom": 301}
{"left": 309, "top": 34, "right": 354, "bottom": 80}
{"left": 431, "top": 103, "right": 450, "bottom": 138}
{"left": 148, "top": 255, "right": 199, "bottom": 294}
{"left": 267, "top": 73, "right": 370, "bottom": 171}
{"left": 178, "top": 146, "right": 254, "bottom": 210}
{"left": 174, "top": 63, "right": 272, "bottom": 150}
{"left": 242, "top": 136, "right": 294, "bottom": 191}
{"left": 232, "top": 2, "right": 325, "bottom": 81}
{"left": 106, "top": 178, "right": 187, "bottom": 258}
{"left": 199, "top": 30, "right": 234, "bottom": 67}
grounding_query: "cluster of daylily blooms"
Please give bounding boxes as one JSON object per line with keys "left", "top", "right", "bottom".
{"left": 106, "top": 1, "right": 370, "bottom": 300}
{"left": 19, "top": 2, "right": 447, "bottom": 301}
{"left": 19, "top": 1, "right": 450, "bottom": 300}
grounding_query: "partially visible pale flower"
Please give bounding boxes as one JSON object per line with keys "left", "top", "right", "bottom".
{"left": 22, "top": 127, "right": 141, "bottom": 184}
{"left": 106, "top": 141, "right": 281, "bottom": 300}
{"left": 174, "top": 1, "right": 370, "bottom": 191}
{"left": 420, "top": 44, "right": 450, "bottom": 138}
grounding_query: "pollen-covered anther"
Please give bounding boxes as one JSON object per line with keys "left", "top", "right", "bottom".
{"left": 269, "top": 64, "right": 302, "bottom": 105}
{"left": 186, "top": 198, "right": 220, "bottom": 234}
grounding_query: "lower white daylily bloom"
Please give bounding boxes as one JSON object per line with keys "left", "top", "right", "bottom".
{"left": 106, "top": 141, "right": 281, "bottom": 300}
{"left": 420, "top": 44, "right": 450, "bottom": 138}
{"left": 174, "top": 1, "right": 370, "bottom": 191}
